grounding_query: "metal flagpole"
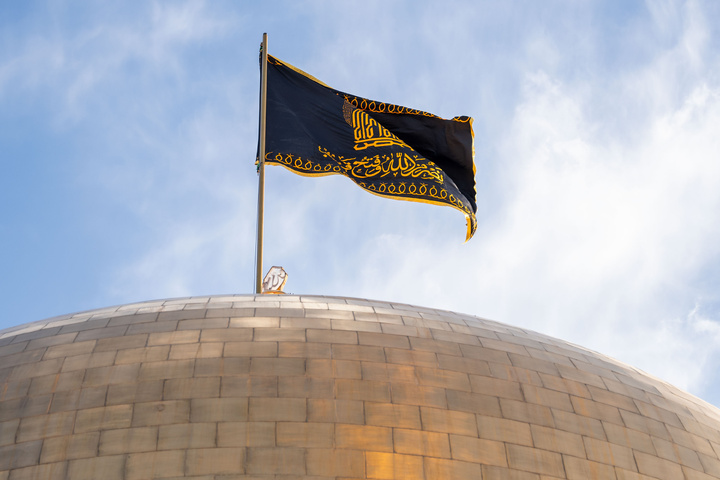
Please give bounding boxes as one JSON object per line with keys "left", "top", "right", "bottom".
{"left": 255, "top": 32, "right": 268, "bottom": 294}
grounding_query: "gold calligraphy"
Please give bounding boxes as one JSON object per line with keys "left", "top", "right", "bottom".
{"left": 318, "top": 147, "right": 444, "bottom": 184}
{"left": 347, "top": 105, "right": 409, "bottom": 151}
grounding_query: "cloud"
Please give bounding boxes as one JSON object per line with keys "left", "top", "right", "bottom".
{"left": 109, "top": 208, "right": 256, "bottom": 302}
{"left": 0, "top": 1, "right": 258, "bottom": 311}
{"left": 318, "top": 1, "right": 720, "bottom": 401}
{"left": 0, "top": 1, "right": 236, "bottom": 122}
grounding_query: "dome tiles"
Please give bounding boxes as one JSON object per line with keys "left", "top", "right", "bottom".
{"left": 1, "top": 294, "right": 720, "bottom": 479}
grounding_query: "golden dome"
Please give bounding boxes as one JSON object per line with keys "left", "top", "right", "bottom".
{"left": 1, "top": 294, "right": 719, "bottom": 479}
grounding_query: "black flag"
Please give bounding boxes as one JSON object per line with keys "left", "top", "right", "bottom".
{"left": 262, "top": 54, "right": 477, "bottom": 240}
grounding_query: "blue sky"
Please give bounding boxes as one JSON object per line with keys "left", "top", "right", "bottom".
{"left": 2, "top": 1, "right": 720, "bottom": 407}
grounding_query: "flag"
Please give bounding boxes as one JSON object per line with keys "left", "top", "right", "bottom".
{"left": 262, "top": 54, "right": 477, "bottom": 241}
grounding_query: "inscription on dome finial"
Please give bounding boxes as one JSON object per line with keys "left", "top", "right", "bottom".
{"left": 262, "top": 266, "right": 288, "bottom": 294}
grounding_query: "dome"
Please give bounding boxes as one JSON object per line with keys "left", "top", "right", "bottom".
{"left": 2, "top": 294, "right": 720, "bottom": 479}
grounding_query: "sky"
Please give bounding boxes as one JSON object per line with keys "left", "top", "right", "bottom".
{"left": 2, "top": 0, "right": 720, "bottom": 407}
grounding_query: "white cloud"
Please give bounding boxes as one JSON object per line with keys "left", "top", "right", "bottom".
{"left": 0, "top": 1, "right": 236, "bottom": 122}
{"left": 492, "top": 75, "right": 720, "bottom": 391}
{"left": 321, "top": 1, "right": 720, "bottom": 400}
{"left": 108, "top": 205, "right": 257, "bottom": 302}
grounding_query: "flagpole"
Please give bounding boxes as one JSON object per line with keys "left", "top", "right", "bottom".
{"left": 255, "top": 32, "right": 268, "bottom": 294}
